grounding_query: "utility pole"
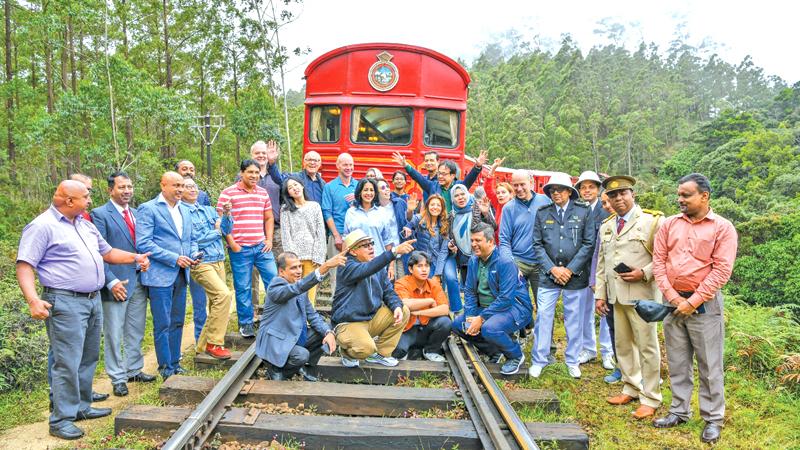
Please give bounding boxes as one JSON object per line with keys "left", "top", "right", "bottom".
{"left": 191, "top": 115, "right": 224, "bottom": 177}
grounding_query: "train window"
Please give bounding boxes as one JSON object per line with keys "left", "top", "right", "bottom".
{"left": 424, "top": 109, "right": 458, "bottom": 147}
{"left": 309, "top": 106, "right": 341, "bottom": 143}
{"left": 351, "top": 106, "right": 412, "bottom": 145}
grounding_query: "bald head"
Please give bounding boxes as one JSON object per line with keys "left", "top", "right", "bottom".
{"left": 160, "top": 171, "right": 185, "bottom": 206}
{"left": 511, "top": 170, "right": 533, "bottom": 201}
{"left": 336, "top": 153, "right": 354, "bottom": 179}
{"left": 53, "top": 180, "right": 91, "bottom": 219}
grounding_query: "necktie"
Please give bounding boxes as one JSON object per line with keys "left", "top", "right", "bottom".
{"left": 122, "top": 209, "right": 136, "bottom": 245}
{"left": 558, "top": 208, "right": 564, "bottom": 223}
{"left": 616, "top": 217, "right": 626, "bottom": 234}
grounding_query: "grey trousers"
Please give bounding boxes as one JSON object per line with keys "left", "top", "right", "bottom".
{"left": 43, "top": 291, "right": 102, "bottom": 428}
{"left": 663, "top": 292, "right": 725, "bottom": 425}
{"left": 102, "top": 281, "right": 148, "bottom": 384}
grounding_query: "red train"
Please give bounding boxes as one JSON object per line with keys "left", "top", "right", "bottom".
{"left": 303, "top": 43, "right": 558, "bottom": 192}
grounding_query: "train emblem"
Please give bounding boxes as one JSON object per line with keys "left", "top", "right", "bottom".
{"left": 368, "top": 51, "right": 399, "bottom": 92}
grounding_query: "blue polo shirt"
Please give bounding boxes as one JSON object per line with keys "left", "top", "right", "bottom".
{"left": 321, "top": 176, "right": 356, "bottom": 235}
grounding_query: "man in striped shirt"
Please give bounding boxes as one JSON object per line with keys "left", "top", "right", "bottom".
{"left": 217, "top": 159, "right": 278, "bottom": 338}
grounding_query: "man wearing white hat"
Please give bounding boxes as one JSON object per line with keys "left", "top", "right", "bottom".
{"left": 331, "top": 229, "right": 416, "bottom": 368}
{"left": 575, "top": 171, "right": 615, "bottom": 372}
{"left": 529, "top": 173, "right": 595, "bottom": 379}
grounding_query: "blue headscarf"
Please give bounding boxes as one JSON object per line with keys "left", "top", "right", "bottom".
{"left": 451, "top": 184, "right": 474, "bottom": 255}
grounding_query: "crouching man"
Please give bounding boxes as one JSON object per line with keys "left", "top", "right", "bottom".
{"left": 332, "top": 230, "right": 415, "bottom": 367}
{"left": 452, "top": 223, "right": 532, "bottom": 376}
{"left": 392, "top": 251, "right": 452, "bottom": 362}
{"left": 255, "top": 251, "right": 346, "bottom": 381}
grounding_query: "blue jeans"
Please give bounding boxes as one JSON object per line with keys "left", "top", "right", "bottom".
{"left": 451, "top": 311, "right": 523, "bottom": 359}
{"left": 229, "top": 243, "right": 277, "bottom": 326}
{"left": 188, "top": 276, "right": 207, "bottom": 342}
{"left": 148, "top": 273, "right": 187, "bottom": 376}
{"left": 442, "top": 255, "right": 462, "bottom": 312}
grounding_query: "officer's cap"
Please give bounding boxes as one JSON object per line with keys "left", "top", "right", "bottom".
{"left": 602, "top": 175, "right": 636, "bottom": 194}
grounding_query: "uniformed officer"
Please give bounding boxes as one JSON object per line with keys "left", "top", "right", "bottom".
{"left": 594, "top": 175, "right": 664, "bottom": 420}
{"left": 529, "top": 173, "right": 595, "bottom": 379}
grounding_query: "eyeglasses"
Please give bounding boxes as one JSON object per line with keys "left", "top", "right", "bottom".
{"left": 354, "top": 240, "right": 375, "bottom": 250}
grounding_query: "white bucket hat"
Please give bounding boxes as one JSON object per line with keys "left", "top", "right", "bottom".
{"left": 543, "top": 172, "right": 579, "bottom": 200}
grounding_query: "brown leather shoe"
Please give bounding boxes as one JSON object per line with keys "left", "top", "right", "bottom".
{"left": 606, "top": 394, "right": 637, "bottom": 405}
{"left": 633, "top": 405, "right": 657, "bottom": 420}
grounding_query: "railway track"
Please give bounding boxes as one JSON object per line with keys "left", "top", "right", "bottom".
{"left": 116, "top": 321, "right": 589, "bottom": 449}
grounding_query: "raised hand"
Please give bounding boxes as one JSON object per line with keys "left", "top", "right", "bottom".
{"left": 266, "top": 140, "right": 280, "bottom": 164}
{"left": 393, "top": 239, "right": 417, "bottom": 256}
{"left": 406, "top": 193, "right": 419, "bottom": 212}
{"left": 475, "top": 149, "right": 489, "bottom": 168}
{"left": 391, "top": 151, "right": 407, "bottom": 168}
{"left": 489, "top": 157, "right": 505, "bottom": 177}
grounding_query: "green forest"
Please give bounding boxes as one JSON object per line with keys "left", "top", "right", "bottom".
{"left": 0, "top": 1, "right": 798, "bottom": 447}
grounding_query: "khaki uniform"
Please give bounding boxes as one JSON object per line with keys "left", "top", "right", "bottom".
{"left": 595, "top": 205, "right": 663, "bottom": 408}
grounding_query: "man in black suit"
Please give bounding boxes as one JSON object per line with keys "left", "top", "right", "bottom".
{"left": 254, "top": 251, "right": 346, "bottom": 381}
{"left": 91, "top": 172, "right": 157, "bottom": 396}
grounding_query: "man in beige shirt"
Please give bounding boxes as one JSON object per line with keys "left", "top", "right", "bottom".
{"left": 595, "top": 175, "right": 664, "bottom": 420}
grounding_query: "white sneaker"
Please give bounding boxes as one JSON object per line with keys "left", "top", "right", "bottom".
{"left": 422, "top": 351, "right": 446, "bottom": 363}
{"left": 341, "top": 356, "right": 360, "bottom": 368}
{"left": 528, "top": 365, "right": 544, "bottom": 378}
{"left": 602, "top": 354, "right": 616, "bottom": 370}
{"left": 567, "top": 365, "right": 582, "bottom": 379}
{"left": 577, "top": 350, "right": 596, "bottom": 365}
{"left": 366, "top": 353, "right": 399, "bottom": 367}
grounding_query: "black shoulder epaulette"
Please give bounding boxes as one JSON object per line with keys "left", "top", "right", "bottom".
{"left": 641, "top": 209, "right": 664, "bottom": 217}
{"left": 573, "top": 201, "right": 589, "bottom": 209}
{"left": 602, "top": 214, "right": 617, "bottom": 224}
{"left": 575, "top": 199, "right": 590, "bottom": 207}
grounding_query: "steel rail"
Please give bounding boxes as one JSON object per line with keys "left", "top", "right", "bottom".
{"left": 447, "top": 337, "right": 512, "bottom": 450}
{"left": 462, "top": 341, "right": 540, "bottom": 450}
{"left": 444, "top": 337, "right": 496, "bottom": 450}
{"left": 162, "top": 342, "right": 262, "bottom": 450}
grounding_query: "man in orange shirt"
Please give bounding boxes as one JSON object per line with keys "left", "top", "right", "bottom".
{"left": 651, "top": 173, "right": 738, "bottom": 444}
{"left": 392, "top": 251, "right": 452, "bottom": 362}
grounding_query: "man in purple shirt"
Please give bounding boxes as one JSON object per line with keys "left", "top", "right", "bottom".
{"left": 16, "top": 180, "right": 150, "bottom": 440}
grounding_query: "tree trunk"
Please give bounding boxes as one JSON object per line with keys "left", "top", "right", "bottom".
{"left": 5, "top": 0, "right": 16, "bottom": 182}
{"left": 160, "top": 0, "right": 172, "bottom": 159}
{"left": 44, "top": 33, "right": 54, "bottom": 113}
{"left": 199, "top": 61, "right": 205, "bottom": 157}
{"left": 626, "top": 133, "right": 633, "bottom": 176}
{"left": 232, "top": 49, "right": 240, "bottom": 161}
{"left": 60, "top": 27, "right": 68, "bottom": 91}
{"left": 68, "top": 15, "right": 76, "bottom": 92}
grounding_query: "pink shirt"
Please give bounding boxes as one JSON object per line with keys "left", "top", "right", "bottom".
{"left": 217, "top": 182, "right": 272, "bottom": 246}
{"left": 652, "top": 209, "right": 738, "bottom": 307}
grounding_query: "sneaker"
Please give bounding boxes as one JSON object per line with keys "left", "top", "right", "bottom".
{"left": 341, "top": 356, "right": 360, "bottom": 368}
{"left": 577, "top": 350, "right": 596, "bottom": 364}
{"left": 422, "top": 351, "right": 446, "bottom": 363}
{"left": 206, "top": 344, "right": 232, "bottom": 360}
{"left": 602, "top": 354, "right": 615, "bottom": 370}
{"left": 500, "top": 355, "right": 525, "bottom": 376}
{"left": 604, "top": 368, "right": 622, "bottom": 384}
{"left": 239, "top": 323, "right": 255, "bottom": 338}
{"left": 488, "top": 353, "right": 504, "bottom": 364}
{"left": 365, "top": 353, "right": 399, "bottom": 367}
{"left": 567, "top": 365, "right": 582, "bottom": 379}
{"left": 528, "top": 365, "right": 544, "bottom": 378}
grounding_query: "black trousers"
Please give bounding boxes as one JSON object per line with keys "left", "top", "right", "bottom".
{"left": 392, "top": 316, "right": 452, "bottom": 359}
{"left": 605, "top": 302, "right": 617, "bottom": 359}
{"left": 272, "top": 328, "right": 325, "bottom": 377}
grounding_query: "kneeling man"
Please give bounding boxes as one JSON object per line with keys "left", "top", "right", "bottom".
{"left": 332, "top": 230, "right": 415, "bottom": 367}
{"left": 452, "top": 223, "right": 532, "bottom": 376}
{"left": 392, "top": 251, "right": 451, "bottom": 362}
{"left": 255, "top": 251, "right": 346, "bottom": 381}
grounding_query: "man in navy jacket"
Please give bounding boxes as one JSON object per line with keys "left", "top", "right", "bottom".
{"left": 256, "top": 251, "right": 345, "bottom": 381}
{"left": 452, "top": 223, "right": 532, "bottom": 376}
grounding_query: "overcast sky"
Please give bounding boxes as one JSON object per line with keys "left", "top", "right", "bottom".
{"left": 277, "top": 0, "right": 798, "bottom": 91}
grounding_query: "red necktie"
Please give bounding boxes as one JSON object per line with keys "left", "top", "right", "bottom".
{"left": 616, "top": 218, "right": 626, "bottom": 234}
{"left": 123, "top": 209, "right": 136, "bottom": 245}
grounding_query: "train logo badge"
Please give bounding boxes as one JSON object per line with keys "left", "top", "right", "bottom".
{"left": 368, "top": 51, "right": 399, "bottom": 92}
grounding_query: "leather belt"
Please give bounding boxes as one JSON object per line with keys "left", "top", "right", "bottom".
{"left": 677, "top": 291, "right": 695, "bottom": 299}
{"left": 42, "top": 287, "right": 100, "bottom": 299}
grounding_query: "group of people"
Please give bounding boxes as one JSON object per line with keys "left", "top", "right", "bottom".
{"left": 17, "top": 139, "right": 736, "bottom": 445}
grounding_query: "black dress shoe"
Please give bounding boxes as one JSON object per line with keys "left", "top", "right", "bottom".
{"left": 653, "top": 413, "right": 688, "bottom": 428}
{"left": 298, "top": 367, "right": 318, "bottom": 382}
{"left": 113, "top": 383, "right": 129, "bottom": 397}
{"left": 128, "top": 372, "right": 157, "bottom": 383}
{"left": 49, "top": 422, "right": 84, "bottom": 440}
{"left": 75, "top": 407, "right": 113, "bottom": 421}
{"left": 92, "top": 391, "right": 109, "bottom": 402}
{"left": 701, "top": 422, "right": 722, "bottom": 444}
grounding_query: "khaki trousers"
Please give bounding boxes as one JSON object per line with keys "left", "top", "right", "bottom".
{"left": 613, "top": 303, "right": 662, "bottom": 408}
{"left": 191, "top": 261, "right": 233, "bottom": 351}
{"left": 302, "top": 260, "right": 320, "bottom": 306}
{"left": 335, "top": 305, "right": 410, "bottom": 359}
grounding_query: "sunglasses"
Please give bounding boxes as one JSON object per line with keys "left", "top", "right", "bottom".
{"left": 550, "top": 186, "right": 570, "bottom": 193}
{"left": 354, "top": 240, "right": 375, "bottom": 250}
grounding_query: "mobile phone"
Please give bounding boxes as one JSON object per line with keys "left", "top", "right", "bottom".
{"left": 191, "top": 251, "right": 205, "bottom": 262}
{"left": 322, "top": 342, "right": 332, "bottom": 355}
{"left": 613, "top": 262, "right": 632, "bottom": 274}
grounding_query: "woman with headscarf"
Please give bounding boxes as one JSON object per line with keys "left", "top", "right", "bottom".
{"left": 448, "top": 184, "right": 497, "bottom": 290}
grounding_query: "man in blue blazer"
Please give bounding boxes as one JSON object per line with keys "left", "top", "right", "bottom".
{"left": 255, "top": 251, "right": 345, "bottom": 381}
{"left": 91, "top": 172, "right": 156, "bottom": 396}
{"left": 136, "top": 171, "right": 197, "bottom": 380}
